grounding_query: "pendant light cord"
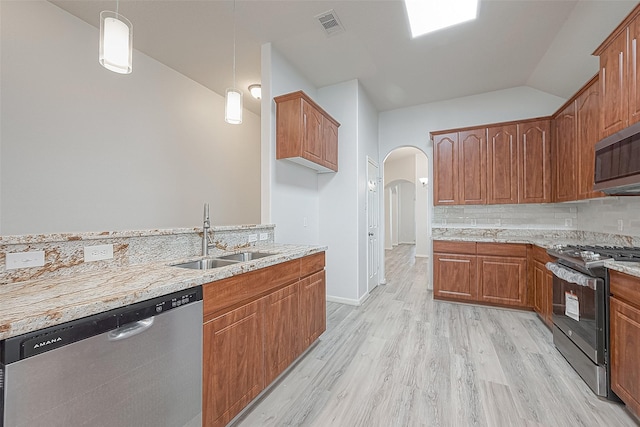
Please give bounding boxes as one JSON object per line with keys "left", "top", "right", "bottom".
{"left": 116, "top": 0, "right": 119, "bottom": 18}
{"left": 232, "top": 0, "right": 236, "bottom": 89}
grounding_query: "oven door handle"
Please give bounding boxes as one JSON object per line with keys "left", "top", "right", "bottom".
{"left": 545, "top": 262, "right": 598, "bottom": 290}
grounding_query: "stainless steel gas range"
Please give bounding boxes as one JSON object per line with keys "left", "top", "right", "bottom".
{"left": 546, "top": 245, "right": 640, "bottom": 400}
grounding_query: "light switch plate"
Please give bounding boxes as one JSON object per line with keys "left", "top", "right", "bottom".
{"left": 84, "top": 244, "right": 114, "bottom": 262}
{"left": 248, "top": 234, "right": 258, "bottom": 243}
{"left": 6, "top": 251, "right": 45, "bottom": 270}
{"left": 259, "top": 233, "right": 269, "bottom": 241}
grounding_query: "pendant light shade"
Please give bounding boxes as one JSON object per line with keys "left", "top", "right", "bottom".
{"left": 99, "top": 11, "right": 133, "bottom": 74}
{"left": 225, "top": 88, "right": 243, "bottom": 124}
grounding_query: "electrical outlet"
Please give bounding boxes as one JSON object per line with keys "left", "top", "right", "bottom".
{"left": 248, "top": 234, "right": 258, "bottom": 243}
{"left": 84, "top": 244, "right": 114, "bottom": 262}
{"left": 565, "top": 218, "right": 572, "bottom": 227}
{"left": 618, "top": 219, "right": 624, "bottom": 231}
{"left": 471, "top": 218, "right": 477, "bottom": 226}
{"left": 259, "top": 233, "right": 269, "bottom": 241}
{"left": 6, "top": 251, "right": 45, "bottom": 270}
{"left": 303, "top": 217, "right": 308, "bottom": 227}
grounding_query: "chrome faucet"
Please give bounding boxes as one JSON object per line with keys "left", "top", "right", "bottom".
{"left": 202, "top": 203, "right": 211, "bottom": 256}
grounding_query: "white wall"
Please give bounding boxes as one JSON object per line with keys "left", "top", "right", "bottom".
{"left": 415, "top": 154, "right": 429, "bottom": 257}
{"left": 398, "top": 182, "right": 416, "bottom": 244}
{"left": 262, "top": 44, "right": 320, "bottom": 245}
{"left": 1, "top": 1, "right": 261, "bottom": 235}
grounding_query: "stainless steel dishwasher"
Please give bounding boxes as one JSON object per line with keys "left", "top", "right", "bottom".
{"left": 0, "top": 287, "right": 203, "bottom": 427}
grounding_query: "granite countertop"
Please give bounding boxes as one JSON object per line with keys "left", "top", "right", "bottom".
{"left": 432, "top": 227, "right": 640, "bottom": 279}
{"left": 0, "top": 244, "right": 326, "bottom": 341}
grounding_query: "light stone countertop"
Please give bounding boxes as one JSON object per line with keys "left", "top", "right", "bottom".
{"left": 604, "top": 261, "right": 640, "bottom": 279}
{"left": 0, "top": 243, "right": 325, "bottom": 341}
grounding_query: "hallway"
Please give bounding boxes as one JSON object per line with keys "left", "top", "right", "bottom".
{"left": 235, "top": 245, "right": 635, "bottom": 426}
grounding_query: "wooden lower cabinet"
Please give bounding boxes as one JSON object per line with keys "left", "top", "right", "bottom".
{"left": 203, "top": 253, "right": 326, "bottom": 427}
{"left": 478, "top": 255, "right": 527, "bottom": 307}
{"left": 299, "top": 270, "right": 327, "bottom": 351}
{"left": 609, "top": 270, "right": 640, "bottom": 419}
{"left": 433, "top": 241, "right": 528, "bottom": 309}
{"left": 203, "top": 298, "right": 265, "bottom": 427}
{"left": 433, "top": 252, "right": 478, "bottom": 301}
{"left": 265, "top": 282, "right": 299, "bottom": 385}
{"left": 529, "top": 245, "right": 554, "bottom": 328}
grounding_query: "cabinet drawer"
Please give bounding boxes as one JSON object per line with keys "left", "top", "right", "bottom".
{"left": 477, "top": 242, "right": 527, "bottom": 257}
{"left": 610, "top": 270, "right": 640, "bottom": 308}
{"left": 203, "top": 259, "right": 300, "bottom": 320}
{"left": 300, "top": 252, "right": 325, "bottom": 277}
{"left": 433, "top": 240, "right": 476, "bottom": 255}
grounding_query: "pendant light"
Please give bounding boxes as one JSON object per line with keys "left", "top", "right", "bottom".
{"left": 225, "top": 0, "right": 243, "bottom": 124}
{"left": 99, "top": 1, "right": 133, "bottom": 74}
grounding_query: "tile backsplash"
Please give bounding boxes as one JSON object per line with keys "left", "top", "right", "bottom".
{"left": 433, "top": 196, "right": 640, "bottom": 237}
{"left": 433, "top": 203, "right": 579, "bottom": 229}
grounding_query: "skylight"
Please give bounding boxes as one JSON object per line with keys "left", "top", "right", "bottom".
{"left": 404, "top": 0, "right": 479, "bottom": 38}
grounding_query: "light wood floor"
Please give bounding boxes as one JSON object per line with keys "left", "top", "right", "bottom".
{"left": 235, "top": 244, "right": 638, "bottom": 427}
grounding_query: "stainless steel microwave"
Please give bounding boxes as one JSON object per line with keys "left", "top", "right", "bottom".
{"left": 594, "top": 125, "right": 640, "bottom": 195}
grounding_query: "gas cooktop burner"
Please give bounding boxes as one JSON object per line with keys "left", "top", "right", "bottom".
{"left": 549, "top": 244, "right": 640, "bottom": 269}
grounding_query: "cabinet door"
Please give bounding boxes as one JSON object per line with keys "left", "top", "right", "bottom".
{"left": 487, "top": 125, "right": 518, "bottom": 204}
{"left": 610, "top": 296, "right": 640, "bottom": 417}
{"left": 433, "top": 252, "right": 477, "bottom": 301}
{"left": 630, "top": 17, "right": 640, "bottom": 127}
{"left": 532, "top": 260, "right": 546, "bottom": 315}
{"left": 203, "top": 298, "right": 265, "bottom": 427}
{"left": 265, "top": 282, "right": 299, "bottom": 385}
{"left": 433, "top": 133, "right": 459, "bottom": 205}
{"left": 302, "top": 99, "right": 323, "bottom": 164}
{"left": 518, "top": 120, "right": 551, "bottom": 203}
{"left": 458, "top": 128, "right": 486, "bottom": 204}
{"left": 576, "top": 79, "right": 605, "bottom": 200}
{"left": 478, "top": 256, "right": 527, "bottom": 307}
{"left": 323, "top": 118, "right": 339, "bottom": 171}
{"left": 600, "top": 29, "right": 629, "bottom": 139}
{"left": 299, "top": 270, "right": 326, "bottom": 351}
{"left": 554, "top": 102, "right": 577, "bottom": 202}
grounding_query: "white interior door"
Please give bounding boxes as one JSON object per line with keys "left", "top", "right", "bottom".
{"left": 367, "top": 158, "right": 380, "bottom": 292}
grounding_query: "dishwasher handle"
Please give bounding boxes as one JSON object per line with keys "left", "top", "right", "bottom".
{"left": 107, "top": 317, "right": 154, "bottom": 341}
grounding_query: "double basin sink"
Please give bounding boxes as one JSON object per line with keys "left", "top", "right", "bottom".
{"left": 172, "top": 251, "right": 273, "bottom": 270}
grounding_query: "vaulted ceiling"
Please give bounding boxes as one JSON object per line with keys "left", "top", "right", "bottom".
{"left": 51, "top": 0, "right": 638, "bottom": 115}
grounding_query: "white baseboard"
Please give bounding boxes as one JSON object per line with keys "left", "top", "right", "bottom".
{"left": 415, "top": 254, "right": 430, "bottom": 258}
{"left": 326, "top": 294, "right": 366, "bottom": 306}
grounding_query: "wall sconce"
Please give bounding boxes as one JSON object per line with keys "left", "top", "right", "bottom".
{"left": 99, "top": 7, "right": 133, "bottom": 74}
{"left": 419, "top": 177, "right": 429, "bottom": 187}
{"left": 248, "top": 84, "right": 262, "bottom": 100}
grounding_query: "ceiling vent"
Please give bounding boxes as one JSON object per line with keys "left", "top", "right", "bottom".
{"left": 315, "top": 9, "right": 345, "bottom": 37}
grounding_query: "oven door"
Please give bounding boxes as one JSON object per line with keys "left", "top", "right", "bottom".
{"left": 547, "top": 262, "right": 606, "bottom": 365}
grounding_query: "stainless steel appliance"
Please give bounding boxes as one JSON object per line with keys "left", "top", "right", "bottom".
{"left": 594, "top": 124, "right": 640, "bottom": 195}
{"left": 547, "top": 245, "right": 640, "bottom": 400}
{"left": 0, "top": 287, "right": 203, "bottom": 427}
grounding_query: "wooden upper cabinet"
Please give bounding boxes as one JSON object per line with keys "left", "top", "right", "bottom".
{"left": 302, "top": 100, "right": 323, "bottom": 164}
{"left": 595, "top": 5, "right": 640, "bottom": 139}
{"left": 599, "top": 28, "right": 628, "bottom": 139}
{"left": 518, "top": 119, "right": 551, "bottom": 203}
{"left": 274, "top": 91, "right": 340, "bottom": 173}
{"left": 553, "top": 101, "right": 577, "bottom": 202}
{"left": 487, "top": 124, "right": 518, "bottom": 204}
{"left": 629, "top": 16, "right": 640, "bottom": 125}
{"left": 458, "top": 128, "right": 487, "bottom": 204}
{"left": 576, "top": 77, "right": 605, "bottom": 200}
{"left": 433, "top": 132, "right": 459, "bottom": 205}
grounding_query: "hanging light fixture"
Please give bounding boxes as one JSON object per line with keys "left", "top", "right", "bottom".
{"left": 99, "top": 1, "right": 133, "bottom": 74}
{"left": 225, "top": 0, "right": 243, "bottom": 124}
{"left": 248, "top": 84, "right": 262, "bottom": 100}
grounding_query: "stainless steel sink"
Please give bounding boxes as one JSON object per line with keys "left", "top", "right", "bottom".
{"left": 172, "top": 258, "right": 239, "bottom": 270}
{"left": 216, "top": 252, "right": 274, "bottom": 262}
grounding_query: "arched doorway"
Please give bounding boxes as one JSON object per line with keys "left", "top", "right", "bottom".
{"left": 382, "top": 147, "right": 430, "bottom": 286}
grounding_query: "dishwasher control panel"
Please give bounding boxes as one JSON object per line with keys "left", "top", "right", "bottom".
{"left": 1, "top": 286, "right": 202, "bottom": 364}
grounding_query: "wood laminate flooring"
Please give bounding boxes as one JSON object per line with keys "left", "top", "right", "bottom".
{"left": 234, "top": 244, "right": 638, "bottom": 427}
